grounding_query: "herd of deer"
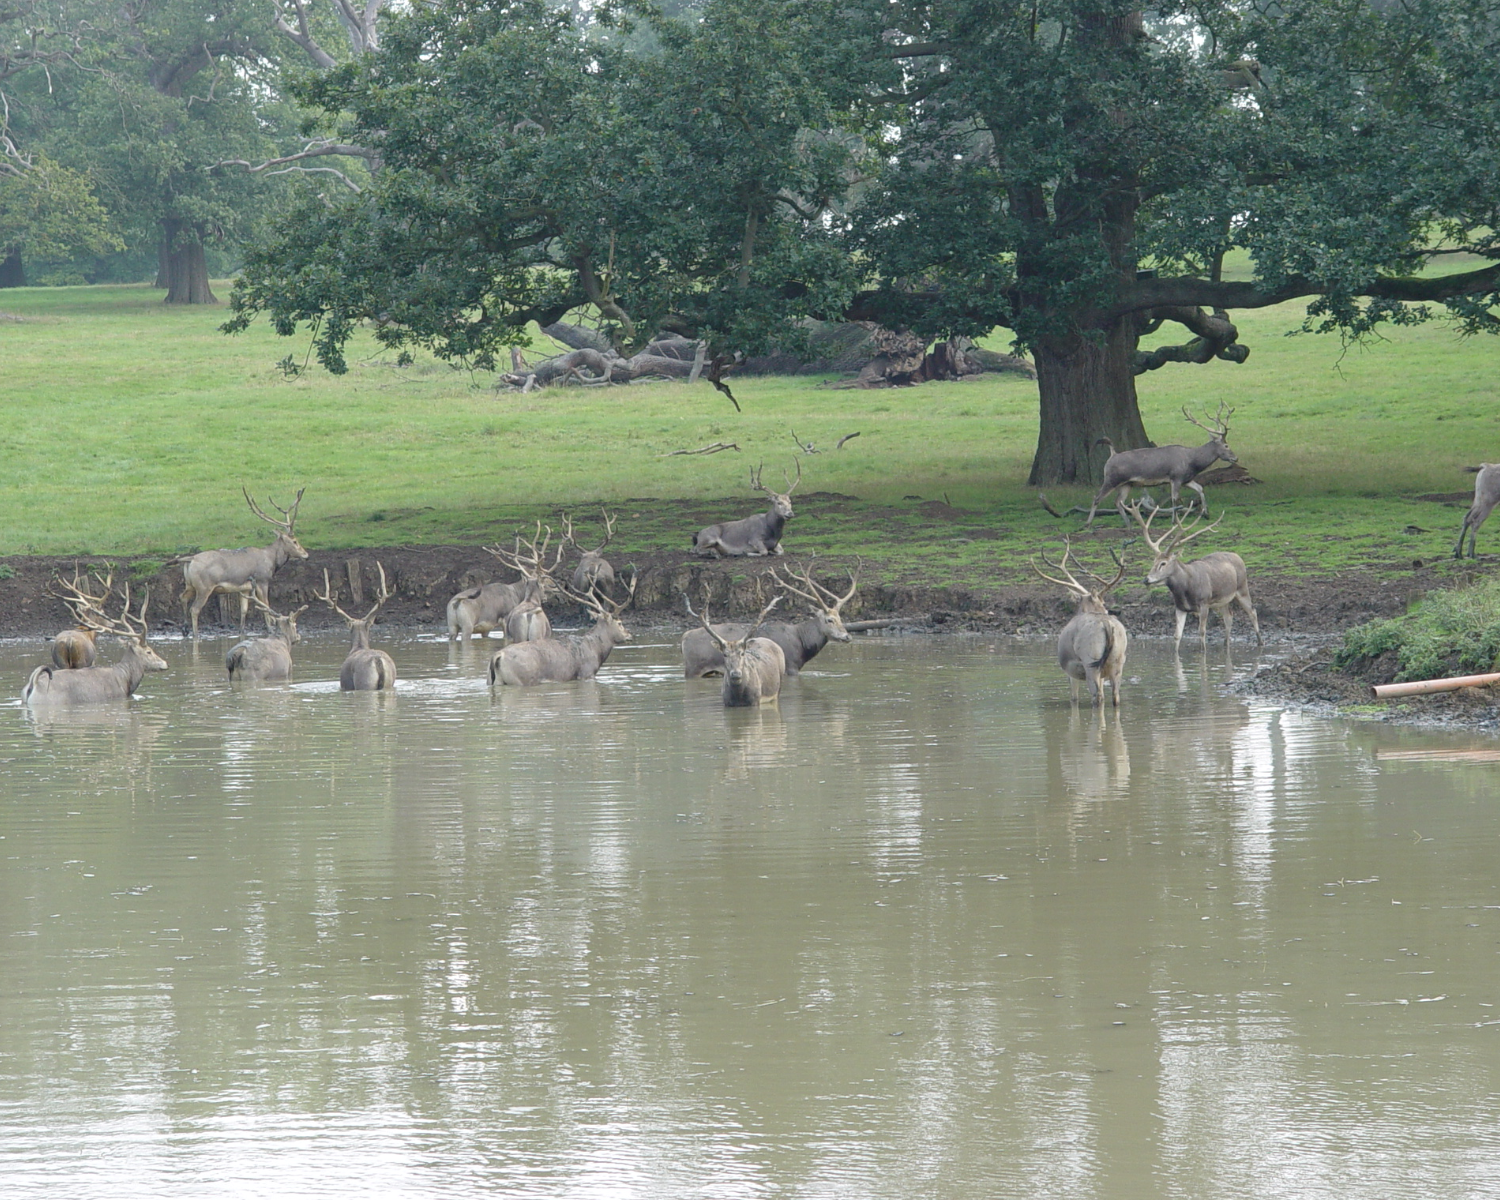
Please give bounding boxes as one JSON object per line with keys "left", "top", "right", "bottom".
{"left": 20, "top": 403, "right": 1500, "bottom": 711}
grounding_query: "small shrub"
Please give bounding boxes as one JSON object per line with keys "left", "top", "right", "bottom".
{"left": 1335, "top": 579, "right": 1500, "bottom": 682}
{"left": 0, "top": 563, "right": 14, "bottom": 579}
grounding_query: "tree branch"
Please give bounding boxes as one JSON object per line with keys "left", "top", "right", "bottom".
{"left": 1132, "top": 306, "right": 1249, "bottom": 374}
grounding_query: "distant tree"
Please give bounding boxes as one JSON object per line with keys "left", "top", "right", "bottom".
{"left": 227, "top": 0, "right": 1500, "bottom": 481}
{"left": 0, "top": 154, "right": 120, "bottom": 287}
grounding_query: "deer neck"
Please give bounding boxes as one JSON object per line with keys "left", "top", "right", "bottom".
{"left": 348, "top": 622, "right": 372, "bottom": 651}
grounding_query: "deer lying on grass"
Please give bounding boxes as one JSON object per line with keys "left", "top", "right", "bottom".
{"left": 24, "top": 575, "right": 168, "bottom": 705}
{"left": 316, "top": 563, "right": 397, "bottom": 690}
{"left": 180, "top": 487, "right": 308, "bottom": 638}
{"left": 566, "top": 510, "right": 617, "bottom": 594}
{"left": 680, "top": 561, "right": 858, "bottom": 678}
{"left": 686, "top": 593, "right": 787, "bottom": 706}
{"left": 1084, "top": 405, "right": 1237, "bottom": 527}
{"left": 1032, "top": 540, "right": 1130, "bottom": 707}
{"left": 1455, "top": 464, "right": 1500, "bottom": 559}
{"left": 692, "top": 461, "right": 800, "bottom": 557}
{"left": 488, "top": 573, "right": 636, "bottom": 687}
{"left": 225, "top": 599, "right": 307, "bottom": 683}
{"left": 1128, "top": 504, "right": 1261, "bottom": 650}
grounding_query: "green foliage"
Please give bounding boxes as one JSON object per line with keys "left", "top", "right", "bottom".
{"left": 0, "top": 154, "right": 121, "bottom": 259}
{"left": 1336, "top": 581, "right": 1500, "bottom": 682}
{"left": 0, "top": 564, "right": 15, "bottom": 580}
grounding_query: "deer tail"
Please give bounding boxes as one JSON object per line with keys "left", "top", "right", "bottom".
{"left": 1089, "top": 625, "right": 1116, "bottom": 672}
{"left": 1094, "top": 437, "right": 1117, "bottom": 453}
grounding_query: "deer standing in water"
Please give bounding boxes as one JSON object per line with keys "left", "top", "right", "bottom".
{"left": 488, "top": 573, "right": 636, "bottom": 686}
{"left": 1032, "top": 540, "right": 1130, "bottom": 707}
{"left": 692, "top": 461, "right": 801, "bottom": 557}
{"left": 1127, "top": 504, "right": 1260, "bottom": 650}
{"left": 1083, "top": 405, "right": 1236, "bottom": 527}
{"left": 48, "top": 565, "right": 107, "bottom": 669}
{"left": 565, "top": 510, "right": 617, "bottom": 595}
{"left": 180, "top": 487, "right": 308, "bottom": 638}
{"left": 24, "top": 575, "right": 168, "bottom": 705}
{"left": 686, "top": 592, "right": 787, "bottom": 706}
{"left": 681, "top": 560, "right": 858, "bottom": 677}
{"left": 225, "top": 600, "right": 308, "bottom": 683}
{"left": 315, "top": 563, "right": 397, "bottom": 690}
{"left": 482, "top": 522, "right": 567, "bottom": 643}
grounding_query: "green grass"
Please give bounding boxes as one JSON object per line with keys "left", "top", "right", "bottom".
{"left": 0, "top": 281, "right": 1495, "bottom": 591}
{"left": 1335, "top": 578, "right": 1500, "bottom": 681}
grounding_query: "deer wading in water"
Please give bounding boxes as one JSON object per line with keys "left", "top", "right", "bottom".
{"left": 179, "top": 487, "right": 308, "bottom": 638}
{"left": 1032, "top": 539, "right": 1130, "bottom": 708}
{"left": 225, "top": 599, "right": 308, "bottom": 683}
{"left": 315, "top": 563, "right": 397, "bottom": 690}
{"left": 24, "top": 573, "right": 168, "bottom": 706}
{"left": 488, "top": 571, "right": 637, "bottom": 687}
{"left": 685, "top": 592, "right": 787, "bottom": 707}
{"left": 1127, "top": 503, "right": 1260, "bottom": 651}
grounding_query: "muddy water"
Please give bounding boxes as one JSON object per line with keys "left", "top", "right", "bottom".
{"left": 1, "top": 630, "right": 1497, "bottom": 1199}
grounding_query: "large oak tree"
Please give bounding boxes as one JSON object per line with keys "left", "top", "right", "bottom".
{"left": 227, "top": 0, "right": 1500, "bottom": 481}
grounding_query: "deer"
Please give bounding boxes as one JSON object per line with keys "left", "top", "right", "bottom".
{"left": 47, "top": 565, "right": 107, "bottom": 669}
{"left": 315, "top": 563, "right": 397, "bottom": 690}
{"left": 179, "top": 487, "right": 309, "bottom": 638}
{"left": 1032, "top": 539, "right": 1130, "bottom": 707}
{"left": 488, "top": 572, "right": 637, "bottom": 687}
{"left": 225, "top": 599, "right": 308, "bottom": 683}
{"left": 23, "top": 575, "right": 168, "bottom": 706}
{"left": 685, "top": 592, "right": 788, "bottom": 706}
{"left": 680, "top": 560, "right": 859, "bottom": 678}
{"left": 1455, "top": 464, "right": 1500, "bottom": 559}
{"left": 565, "top": 510, "right": 618, "bottom": 594}
{"left": 1127, "top": 503, "right": 1261, "bottom": 650}
{"left": 482, "top": 522, "right": 568, "bottom": 643}
{"left": 1083, "top": 405, "right": 1237, "bottom": 527}
{"left": 692, "top": 460, "right": 801, "bottom": 557}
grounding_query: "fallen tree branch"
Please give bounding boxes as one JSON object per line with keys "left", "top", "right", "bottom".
{"left": 836, "top": 432, "right": 861, "bottom": 450}
{"left": 663, "top": 441, "right": 740, "bottom": 456}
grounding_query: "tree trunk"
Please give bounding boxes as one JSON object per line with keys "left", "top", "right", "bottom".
{"left": 0, "top": 247, "right": 25, "bottom": 288}
{"left": 160, "top": 220, "right": 217, "bottom": 304}
{"left": 1028, "top": 319, "right": 1150, "bottom": 486}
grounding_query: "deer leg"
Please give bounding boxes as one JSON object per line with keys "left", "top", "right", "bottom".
{"left": 1198, "top": 607, "right": 1210, "bottom": 649}
{"left": 189, "top": 593, "right": 209, "bottom": 640}
{"left": 1186, "top": 479, "right": 1207, "bottom": 516}
{"left": 1236, "top": 592, "right": 1262, "bottom": 644}
{"left": 1222, "top": 605, "right": 1234, "bottom": 646}
{"left": 1172, "top": 608, "right": 1187, "bottom": 650}
{"left": 1085, "top": 666, "right": 1103, "bottom": 706}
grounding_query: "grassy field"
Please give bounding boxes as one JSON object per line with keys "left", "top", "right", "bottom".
{"left": 0, "top": 282, "right": 1495, "bottom": 587}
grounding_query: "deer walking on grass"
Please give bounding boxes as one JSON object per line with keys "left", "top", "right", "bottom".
{"left": 24, "top": 574, "right": 168, "bottom": 706}
{"left": 1084, "top": 405, "right": 1237, "bottom": 527}
{"left": 1127, "top": 504, "right": 1261, "bottom": 650}
{"left": 685, "top": 592, "right": 787, "bottom": 707}
{"left": 225, "top": 600, "right": 308, "bottom": 683}
{"left": 681, "top": 560, "right": 858, "bottom": 678}
{"left": 180, "top": 487, "right": 308, "bottom": 638}
{"left": 488, "top": 573, "right": 637, "bottom": 687}
{"left": 692, "top": 461, "right": 800, "bottom": 557}
{"left": 316, "top": 563, "right": 397, "bottom": 690}
{"left": 1032, "top": 540, "right": 1130, "bottom": 707}
{"left": 1455, "top": 464, "right": 1500, "bottom": 559}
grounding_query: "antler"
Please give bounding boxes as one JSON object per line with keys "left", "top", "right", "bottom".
{"left": 315, "top": 562, "right": 391, "bottom": 626}
{"left": 1031, "top": 540, "right": 1093, "bottom": 597}
{"left": 53, "top": 571, "right": 153, "bottom": 640}
{"left": 1124, "top": 502, "right": 1224, "bottom": 555}
{"left": 562, "top": 509, "right": 616, "bottom": 555}
{"left": 749, "top": 463, "right": 767, "bottom": 494}
{"left": 244, "top": 485, "right": 306, "bottom": 532}
{"left": 783, "top": 457, "right": 802, "bottom": 494}
{"left": 1181, "top": 401, "right": 1234, "bottom": 438}
{"left": 771, "top": 557, "right": 860, "bottom": 614}
{"left": 684, "top": 588, "right": 731, "bottom": 654}
{"left": 484, "top": 521, "right": 566, "bottom": 582}
{"left": 567, "top": 564, "right": 636, "bottom": 617}
{"left": 50, "top": 564, "right": 115, "bottom": 624}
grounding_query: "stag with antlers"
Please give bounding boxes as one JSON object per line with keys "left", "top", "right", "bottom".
{"left": 692, "top": 460, "right": 801, "bottom": 557}
{"left": 680, "top": 560, "right": 859, "bottom": 678}
{"left": 1127, "top": 504, "right": 1260, "bottom": 651}
{"left": 488, "top": 572, "right": 637, "bottom": 687}
{"left": 564, "top": 510, "right": 618, "bottom": 595}
{"left": 1032, "top": 540, "right": 1130, "bottom": 707}
{"left": 480, "top": 522, "right": 568, "bottom": 643}
{"left": 225, "top": 599, "right": 308, "bottom": 683}
{"left": 315, "top": 563, "right": 397, "bottom": 690}
{"left": 179, "top": 487, "right": 309, "bottom": 638}
{"left": 24, "top": 573, "right": 168, "bottom": 705}
{"left": 1082, "top": 404, "right": 1237, "bottom": 527}
{"left": 48, "top": 565, "right": 110, "bottom": 669}
{"left": 685, "top": 591, "right": 787, "bottom": 706}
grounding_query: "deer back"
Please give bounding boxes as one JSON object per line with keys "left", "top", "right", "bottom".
{"left": 51, "top": 628, "right": 98, "bottom": 670}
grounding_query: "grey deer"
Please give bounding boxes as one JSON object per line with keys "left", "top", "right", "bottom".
{"left": 1454, "top": 463, "right": 1500, "bottom": 559}
{"left": 488, "top": 573, "right": 637, "bottom": 687}
{"left": 680, "top": 560, "right": 858, "bottom": 678}
{"left": 483, "top": 522, "right": 568, "bottom": 643}
{"left": 686, "top": 592, "right": 787, "bottom": 706}
{"left": 1084, "top": 405, "right": 1237, "bottom": 526}
{"left": 24, "top": 574, "right": 168, "bottom": 706}
{"left": 180, "top": 487, "right": 309, "bottom": 638}
{"left": 1127, "top": 504, "right": 1261, "bottom": 650}
{"left": 565, "top": 510, "right": 617, "bottom": 594}
{"left": 315, "top": 563, "right": 397, "bottom": 690}
{"left": 225, "top": 599, "right": 308, "bottom": 683}
{"left": 692, "top": 460, "right": 801, "bottom": 557}
{"left": 48, "top": 564, "right": 107, "bottom": 668}
{"left": 1032, "top": 540, "right": 1130, "bottom": 707}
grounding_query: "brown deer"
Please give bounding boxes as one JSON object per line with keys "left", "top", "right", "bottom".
{"left": 47, "top": 565, "right": 108, "bottom": 669}
{"left": 179, "top": 487, "right": 308, "bottom": 638}
{"left": 1127, "top": 504, "right": 1260, "bottom": 650}
{"left": 483, "top": 522, "right": 567, "bottom": 643}
{"left": 1032, "top": 539, "right": 1130, "bottom": 707}
{"left": 692, "top": 461, "right": 801, "bottom": 557}
{"left": 24, "top": 575, "right": 168, "bottom": 706}
{"left": 686, "top": 592, "right": 787, "bottom": 706}
{"left": 1083, "top": 405, "right": 1236, "bottom": 526}
{"left": 680, "top": 560, "right": 858, "bottom": 678}
{"left": 565, "top": 510, "right": 617, "bottom": 594}
{"left": 225, "top": 599, "right": 308, "bottom": 683}
{"left": 488, "top": 573, "right": 637, "bottom": 686}
{"left": 315, "top": 563, "right": 397, "bottom": 690}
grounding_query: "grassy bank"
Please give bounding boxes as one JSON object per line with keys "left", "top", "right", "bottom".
{"left": 0, "top": 283, "right": 1495, "bottom": 591}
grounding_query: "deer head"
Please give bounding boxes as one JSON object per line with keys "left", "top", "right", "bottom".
{"left": 250, "top": 596, "right": 309, "bottom": 644}
{"left": 770, "top": 557, "right": 859, "bottom": 642}
{"left": 314, "top": 563, "right": 392, "bottom": 647}
{"left": 244, "top": 486, "right": 310, "bottom": 559}
{"left": 1181, "top": 403, "right": 1236, "bottom": 459}
{"left": 565, "top": 568, "right": 637, "bottom": 642}
{"left": 562, "top": 509, "right": 616, "bottom": 559}
{"left": 1031, "top": 539, "right": 1129, "bottom": 615}
{"left": 751, "top": 458, "right": 801, "bottom": 519}
{"left": 1124, "top": 503, "right": 1224, "bottom": 584}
